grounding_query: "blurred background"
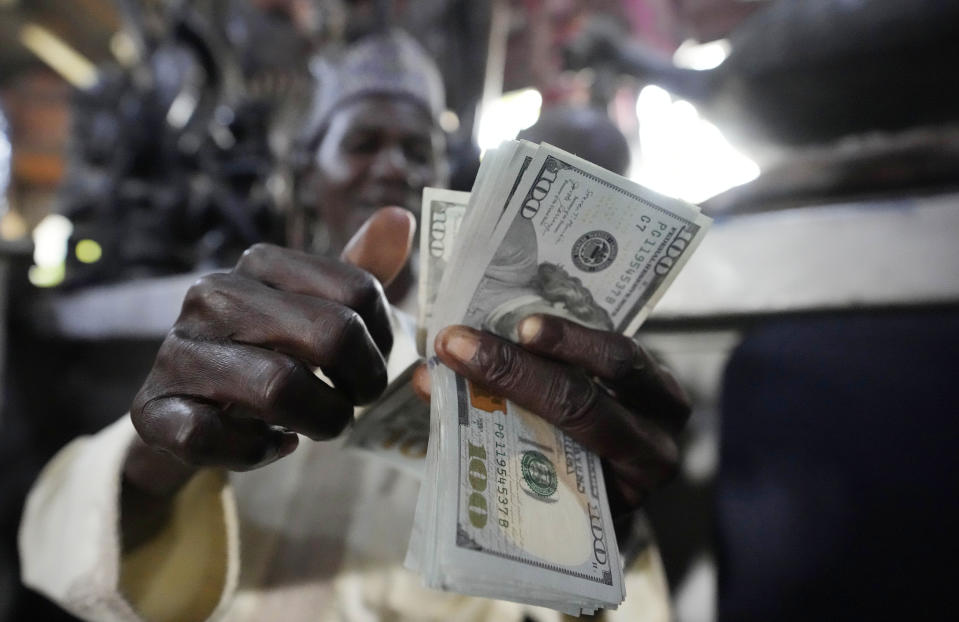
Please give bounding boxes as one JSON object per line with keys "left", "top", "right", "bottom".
{"left": 1, "top": 1, "right": 958, "bottom": 620}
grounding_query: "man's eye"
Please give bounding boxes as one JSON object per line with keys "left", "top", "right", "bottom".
{"left": 404, "top": 140, "right": 432, "bottom": 164}
{"left": 344, "top": 136, "right": 379, "bottom": 153}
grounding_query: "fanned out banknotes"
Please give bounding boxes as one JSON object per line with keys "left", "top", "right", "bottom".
{"left": 348, "top": 140, "right": 711, "bottom": 615}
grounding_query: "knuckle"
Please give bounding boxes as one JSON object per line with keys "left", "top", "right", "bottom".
{"left": 341, "top": 269, "right": 382, "bottom": 312}
{"left": 528, "top": 314, "right": 563, "bottom": 350}
{"left": 155, "top": 328, "right": 186, "bottom": 366}
{"left": 479, "top": 339, "right": 523, "bottom": 389}
{"left": 183, "top": 273, "right": 235, "bottom": 315}
{"left": 553, "top": 375, "right": 600, "bottom": 432}
{"left": 154, "top": 332, "right": 207, "bottom": 388}
{"left": 604, "top": 337, "right": 637, "bottom": 380}
{"left": 323, "top": 308, "right": 367, "bottom": 356}
{"left": 235, "top": 242, "right": 279, "bottom": 273}
{"left": 259, "top": 357, "right": 299, "bottom": 411}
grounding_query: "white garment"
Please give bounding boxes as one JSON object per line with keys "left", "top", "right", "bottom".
{"left": 18, "top": 312, "right": 671, "bottom": 622}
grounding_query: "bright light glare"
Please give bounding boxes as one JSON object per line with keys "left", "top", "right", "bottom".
{"left": 28, "top": 264, "right": 65, "bottom": 287}
{"left": 19, "top": 23, "right": 98, "bottom": 89}
{"left": 166, "top": 91, "right": 198, "bottom": 129}
{"left": 1, "top": 110, "right": 10, "bottom": 203}
{"left": 30, "top": 214, "right": 73, "bottom": 287}
{"left": 476, "top": 88, "right": 542, "bottom": 155}
{"left": 439, "top": 109, "right": 460, "bottom": 133}
{"left": 110, "top": 31, "right": 139, "bottom": 66}
{"left": 32, "top": 214, "right": 72, "bottom": 267}
{"left": 672, "top": 38, "right": 730, "bottom": 71}
{"left": 75, "top": 238, "right": 102, "bottom": 263}
{"left": 633, "top": 85, "right": 759, "bottom": 204}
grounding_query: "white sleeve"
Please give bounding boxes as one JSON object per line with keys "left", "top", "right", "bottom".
{"left": 18, "top": 416, "right": 240, "bottom": 622}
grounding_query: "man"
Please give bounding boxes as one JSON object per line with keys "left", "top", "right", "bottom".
{"left": 290, "top": 29, "right": 448, "bottom": 307}
{"left": 19, "top": 31, "right": 685, "bottom": 621}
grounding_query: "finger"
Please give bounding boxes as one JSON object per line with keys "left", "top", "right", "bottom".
{"left": 234, "top": 244, "right": 393, "bottom": 357}
{"left": 434, "top": 326, "right": 678, "bottom": 492}
{"left": 136, "top": 334, "right": 354, "bottom": 441}
{"left": 178, "top": 273, "right": 387, "bottom": 404}
{"left": 517, "top": 314, "right": 636, "bottom": 379}
{"left": 133, "top": 396, "right": 299, "bottom": 471}
{"left": 341, "top": 206, "right": 415, "bottom": 287}
{"left": 412, "top": 362, "right": 431, "bottom": 403}
{"left": 518, "top": 314, "right": 691, "bottom": 434}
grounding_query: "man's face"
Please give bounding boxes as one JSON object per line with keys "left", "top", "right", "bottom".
{"left": 312, "top": 95, "right": 446, "bottom": 253}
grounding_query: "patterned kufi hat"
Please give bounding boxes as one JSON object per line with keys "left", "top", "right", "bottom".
{"left": 303, "top": 29, "right": 445, "bottom": 149}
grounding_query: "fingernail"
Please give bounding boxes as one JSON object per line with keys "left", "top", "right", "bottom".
{"left": 518, "top": 316, "right": 542, "bottom": 344}
{"left": 444, "top": 328, "right": 479, "bottom": 363}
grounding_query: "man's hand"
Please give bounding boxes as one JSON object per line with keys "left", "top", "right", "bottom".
{"left": 125, "top": 207, "right": 415, "bottom": 496}
{"left": 418, "top": 315, "right": 690, "bottom": 517}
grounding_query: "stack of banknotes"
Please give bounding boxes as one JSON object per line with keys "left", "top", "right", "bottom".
{"left": 348, "top": 140, "right": 711, "bottom": 615}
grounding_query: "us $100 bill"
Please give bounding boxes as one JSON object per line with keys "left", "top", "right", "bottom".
{"left": 419, "top": 143, "right": 710, "bottom": 613}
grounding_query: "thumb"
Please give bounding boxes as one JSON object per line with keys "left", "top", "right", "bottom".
{"left": 340, "top": 206, "right": 416, "bottom": 285}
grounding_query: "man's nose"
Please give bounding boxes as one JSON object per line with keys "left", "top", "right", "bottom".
{"left": 370, "top": 145, "right": 410, "bottom": 181}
